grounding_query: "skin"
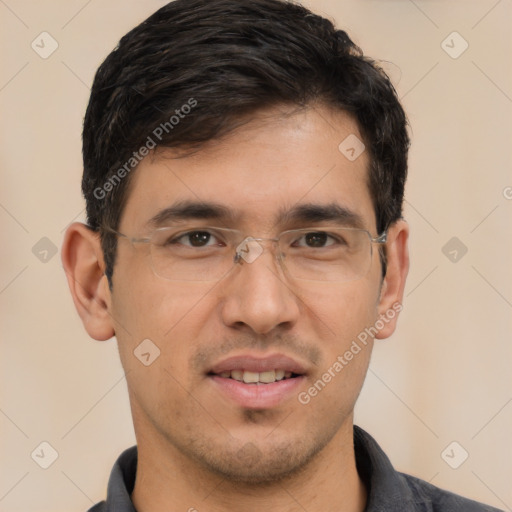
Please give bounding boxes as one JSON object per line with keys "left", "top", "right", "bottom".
{"left": 62, "top": 104, "right": 409, "bottom": 512}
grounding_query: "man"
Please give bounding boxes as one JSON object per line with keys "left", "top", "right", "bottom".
{"left": 61, "top": 0, "right": 502, "bottom": 510}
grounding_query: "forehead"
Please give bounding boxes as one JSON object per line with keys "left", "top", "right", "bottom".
{"left": 120, "top": 105, "right": 375, "bottom": 233}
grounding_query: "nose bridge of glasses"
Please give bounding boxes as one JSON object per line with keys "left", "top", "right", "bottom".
{"left": 234, "top": 236, "right": 280, "bottom": 265}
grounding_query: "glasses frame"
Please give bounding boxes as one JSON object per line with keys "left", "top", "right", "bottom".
{"left": 100, "top": 224, "right": 388, "bottom": 282}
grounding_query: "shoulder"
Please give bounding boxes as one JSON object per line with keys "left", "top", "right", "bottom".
{"left": 398, "top": 472, "right": 504, "bottom": 512}
{"left": 86, "top": 502, "right": 106, "bottom": 512}
{"left": 353, "top": 426, "right": 502, "bottom": 512}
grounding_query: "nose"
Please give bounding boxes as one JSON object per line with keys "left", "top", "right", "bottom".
{"left": 219, "top": 238, "right": 301, "bottom": 335}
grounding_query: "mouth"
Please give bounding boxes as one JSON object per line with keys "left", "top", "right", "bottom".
{"left": 207, "top": 354, "right": 307, "bottom": 409}
{"left": 211, "top": 369, "right": 300, "bottom": 384}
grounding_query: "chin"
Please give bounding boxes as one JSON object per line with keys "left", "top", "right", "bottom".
{"left": 186, "top": 428, "right": 333, "bottom": 486}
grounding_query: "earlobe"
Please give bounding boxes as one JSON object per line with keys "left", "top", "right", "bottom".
{"left": 61, "top": 222, "right": 115, "bottom": 341}
{"left": 375, "top": 219, "right": 409, "bottom": 340}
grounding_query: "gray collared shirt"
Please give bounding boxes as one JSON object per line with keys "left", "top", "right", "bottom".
{"left": 88, "top": 426, "right": 503, "bottom": 511}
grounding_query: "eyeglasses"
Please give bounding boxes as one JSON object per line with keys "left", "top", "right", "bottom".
{"left": 102, "top": 225, "right": 387, "bottom": 282}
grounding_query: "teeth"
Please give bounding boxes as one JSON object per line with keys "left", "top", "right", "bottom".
{"left": 275, "top": 370, "right": 285, "bottom": 380}
{"left": 231, "top": 370, "right": 244, "bottom": 381}
{"left": 242, "top": 371, "right": 259, "bottom": 384}
{"left": 259, "top": 370, "right": 276, "bottom": 383}
{"left": 218, "top": 369, "right": 295, "bottom": 384}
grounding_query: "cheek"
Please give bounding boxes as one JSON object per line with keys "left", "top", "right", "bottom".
{"left": 112, "top": 254, "right": 202, "bottom": 333}
{"left": 111, "top": 269, "right": 219, "bottom": 375}
{"left": 300, "top": 278, "right": 380, "bottom": 345}
{"left": 110, "top": 281, "right": 212, "bottom": 420}
{"left": 298, "top": 283, "right": 378, "bottom": 415}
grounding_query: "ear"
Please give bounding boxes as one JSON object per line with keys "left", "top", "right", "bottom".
{"left": 375, "top": 219, "right": 409, "bottom": 340}
{"left": 61, "top": 222, "right": 115, "bottom": 341}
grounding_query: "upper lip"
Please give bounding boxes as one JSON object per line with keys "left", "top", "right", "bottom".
{"left": 209, "top": 353, "right": 308, "bottom": 375}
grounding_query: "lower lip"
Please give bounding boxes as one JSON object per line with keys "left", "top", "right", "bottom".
{"left": 210, "top": 375, "right": 305, "bottom": 409}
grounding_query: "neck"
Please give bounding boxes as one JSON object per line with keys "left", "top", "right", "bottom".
{"left": 131, "top": 419, "right": 366, "bottom": 512}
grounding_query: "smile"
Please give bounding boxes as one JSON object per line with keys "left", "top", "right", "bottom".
{"left": 207, "top": 353, "right": 307, "bottom": 408}
{"left": 215, "top": 369, "right": 298, "bottom": 384}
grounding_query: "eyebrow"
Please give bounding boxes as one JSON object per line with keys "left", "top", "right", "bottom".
{"left": 277, "top": 203, "right": 366, "bottom": 230}
{"left": 146, "top": 200, "right": 366, "bottom": 230}
{"left": 147, "top": 200, "right": 237, "bottom": 227}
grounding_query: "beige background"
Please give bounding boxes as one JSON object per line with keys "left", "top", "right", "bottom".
{"left": 1, "top": 0, "right": 511, "bottom": 511}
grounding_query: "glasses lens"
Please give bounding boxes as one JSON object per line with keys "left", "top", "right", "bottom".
{"left": 280, "top": 228, "right": 372, "bottom": 282}
{"left": 149, "top": 227, "right": 237, "bottom": 281}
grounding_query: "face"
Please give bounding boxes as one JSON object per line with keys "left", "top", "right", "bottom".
{"left": 100, "top": 105, "right": 406, "bottom": 483}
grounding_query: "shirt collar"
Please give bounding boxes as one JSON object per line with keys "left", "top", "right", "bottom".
{"left": 102, "top": 446, "right": 137, "bottom": 512}
{"left": 354, "top": 425, "right": 417, "bottom": 510}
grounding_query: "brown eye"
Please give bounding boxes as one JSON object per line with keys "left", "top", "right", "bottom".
{"left": 184, "top": 231, "right": 212, "bottom": 247}
{"left": 304, "top": 232, "right": 328, "bottom": 247}
{"left": 294, "top": 232, "right": 337, "bottom": 248}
